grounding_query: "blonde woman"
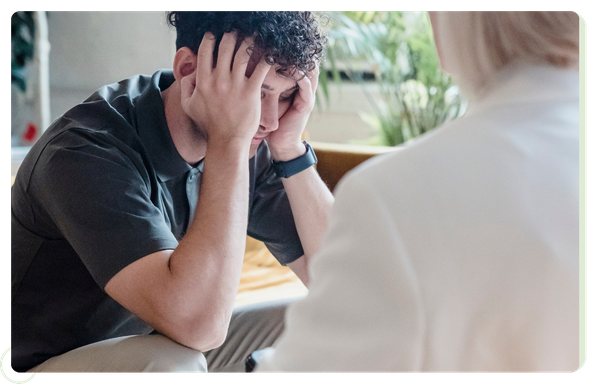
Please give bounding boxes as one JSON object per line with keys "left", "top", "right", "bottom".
{"left": 258, "top": 12, "right": 580, "bottom": 371}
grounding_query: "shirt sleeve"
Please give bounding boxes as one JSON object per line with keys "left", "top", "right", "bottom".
{"left": 31, "top": 128, "right": 180, "bottom": 289}
{"left": 257, "top": 174, "right": 425, "bottom": 371}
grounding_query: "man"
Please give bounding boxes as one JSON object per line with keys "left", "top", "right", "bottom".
{"left": 11, "top": 11, "right": 333, "bottom": 372}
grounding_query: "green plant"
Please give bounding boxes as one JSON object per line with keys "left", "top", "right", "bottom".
{"left": 326, "top": 11, "right": 465, "bottom": 146}
{"left": 12, "top": 12, "right": 36, "bottom": 92}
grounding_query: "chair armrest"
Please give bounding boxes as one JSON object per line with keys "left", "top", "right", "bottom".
{"left": 311, "top": 141, "right": 399, "bottom": 191}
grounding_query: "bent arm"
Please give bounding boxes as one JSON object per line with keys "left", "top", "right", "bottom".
{"left": 105, "top": 141, "right": 252, "bottom": 351}
{"left": 267, "top": 67, "right": 335, "bottom": 285}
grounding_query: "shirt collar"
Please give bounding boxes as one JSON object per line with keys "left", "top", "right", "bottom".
{"left": 136, "top": 69, "right": 195, "bottom": 182}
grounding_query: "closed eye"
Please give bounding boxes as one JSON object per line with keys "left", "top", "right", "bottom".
{"left": 280, "top": 87, "right": 298, "bottom": 102}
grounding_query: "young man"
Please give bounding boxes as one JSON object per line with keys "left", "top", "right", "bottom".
{"left": 11, "top": 11, "right": 333, "bottom": 372}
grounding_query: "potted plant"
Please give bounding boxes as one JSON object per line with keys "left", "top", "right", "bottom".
{"left": 11, "top": 11, "right": 51, "bottom": 148}
{"left": 324, "top": 11, "right": 466, "bottom": 146}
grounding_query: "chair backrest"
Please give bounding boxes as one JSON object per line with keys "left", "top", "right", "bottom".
{"left": 312, "top": 142, "right": 399, "bottom": 192}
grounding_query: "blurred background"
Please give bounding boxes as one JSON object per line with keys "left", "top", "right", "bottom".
{"left": 11, "top": 11, "right": 467, "bottom": 170}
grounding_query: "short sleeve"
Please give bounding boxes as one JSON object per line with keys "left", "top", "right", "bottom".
{"left": 31, "top": 129, "right": 180, "bottom": 288}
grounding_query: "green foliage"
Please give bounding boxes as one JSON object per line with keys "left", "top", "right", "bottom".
{"left": 12, "top": 12, "right": 36, "bottom": 92}
{"left": 326, "top": 11, "right": 465, "bottom": 146}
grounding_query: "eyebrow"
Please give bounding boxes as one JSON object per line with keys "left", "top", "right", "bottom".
{"left": 262, "top": 83, "right": 299, "bottom": 93}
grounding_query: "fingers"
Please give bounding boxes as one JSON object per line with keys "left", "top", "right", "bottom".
{"left": 198, "top": 31, "right": 246, "bottom": 79}
{"left": 248, "top": 57, "right": 272, "bottom": 88}
{"left": 216, "top": 32, "right": 270, "bottom": 88}
{"left": 288, "top": 65, "right": 319, "bottom": 114}
{"left": 232, "top": 37, "right": 254, "bottom": 81}
{"left": 217, "top": 32, "right": 238, "bottom": 73}
{"left": 196, "top": 32, "right": 216, "bottom": 78}
{"left": 295, "top": 64, "right": 320, "bottom": 100}
{"left": 308, "top": 65, "right": 320, "bottom": 95}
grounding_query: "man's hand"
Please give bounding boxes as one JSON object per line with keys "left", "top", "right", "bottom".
{"left": 266, "top": 66, "right": 320, "bottom": 161}
{"left": 180, "top": 32, "right": 272, "bottom": 147}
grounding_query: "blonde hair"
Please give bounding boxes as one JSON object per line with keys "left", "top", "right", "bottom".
{"left": 431, "top": 12, "right": 579, "bottom": 97}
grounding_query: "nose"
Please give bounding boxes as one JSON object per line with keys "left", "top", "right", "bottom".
{"left": 259, "top": 98, "right": 279, "bottom": 133}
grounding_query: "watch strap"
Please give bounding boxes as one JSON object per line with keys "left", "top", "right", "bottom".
{"left": 272, "top": 141, "right": 317, "bottom": 178}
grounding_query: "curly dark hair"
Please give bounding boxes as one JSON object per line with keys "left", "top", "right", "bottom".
{"left": 166, "top": 11, "right": 327, "bottom": 75}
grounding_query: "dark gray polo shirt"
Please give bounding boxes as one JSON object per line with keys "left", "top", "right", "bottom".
{"left": 11, "top": 69, "right": 303, "bottom": 372}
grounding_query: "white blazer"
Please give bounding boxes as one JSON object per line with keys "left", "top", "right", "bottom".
{"left": 260, "top": 62, "right": 580, "bottom": 371}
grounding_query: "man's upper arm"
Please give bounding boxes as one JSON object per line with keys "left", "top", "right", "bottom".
{"left": 34, "top": 130, "right": 179, "bottom": 289}
{"left": 103, "top": 248, "right": 177, "bottom": 330}
{"left": 35, "top": 131, "right": 193, "bottom": 339}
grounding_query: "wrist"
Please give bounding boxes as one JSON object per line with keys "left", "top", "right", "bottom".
{"left": 272, "top": 141, "right": 317, "bottom": 179}
{"left": 206, "top": 137, "right": 251, "bottom": 159}
{"left": 269, "top": 141, "right": 307, "bottom": 162}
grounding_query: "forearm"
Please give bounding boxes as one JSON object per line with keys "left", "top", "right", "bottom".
{"left": 281, "top": 166, "right": 334, "bottom": 261}
{"left": 175, "top": 141, "right": 250, "bottom": 267}
{"left": 166, "top": 141, "right": 250, "bottom": 340}
{"left": 269, "top": 141, "right": 334, "bottom": 285}
{"left": 279, "top": 165, "right": 333, "bottom": 293}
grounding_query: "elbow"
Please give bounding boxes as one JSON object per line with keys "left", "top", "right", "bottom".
{"left": 193, "top": 325, "right": 228, "bottom": 352}
{"left": 171, "top": 316, "right": 229, "bottom": 352}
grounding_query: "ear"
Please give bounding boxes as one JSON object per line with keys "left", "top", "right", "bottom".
{"left": 172, "top": 47, "right": 197, "bottom": 81}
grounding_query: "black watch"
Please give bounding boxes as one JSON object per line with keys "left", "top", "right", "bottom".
{"left": 272, "top": 141, "right": 317, "bottom": 178}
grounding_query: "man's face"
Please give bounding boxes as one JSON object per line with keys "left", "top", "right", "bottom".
{"left": 186, "top": 40, "right": 300, "bottom": 158}
{"left": 248, "top": 66, "right": 299, "bottom": 156}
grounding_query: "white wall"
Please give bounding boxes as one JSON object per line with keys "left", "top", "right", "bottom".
{"left": 46, "top": 11, "right": 375, "bottom": 144}
{"left": 48, "top": 11, "right": 176, "bottom": 120}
